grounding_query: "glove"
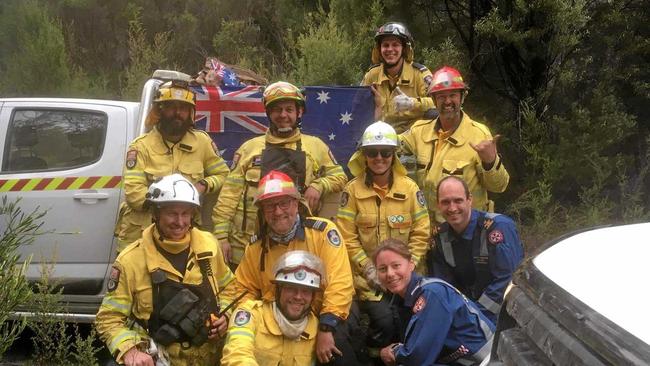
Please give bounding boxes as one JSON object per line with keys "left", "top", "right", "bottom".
{"left": 392, "top": 87, "right": 416, "bottom": 113}
{"left": 363, "top": 263, "right": 385, "bottom": 292}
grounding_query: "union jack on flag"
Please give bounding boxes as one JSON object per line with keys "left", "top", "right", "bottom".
{"left": 192, "top": 85, "right": 375, "bottom": 170}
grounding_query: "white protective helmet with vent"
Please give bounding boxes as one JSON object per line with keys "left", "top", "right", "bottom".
{"left": 361, "top": 121, "right": 399, "bottom": 147}
{"left": 272, "top": 250, "right": 325, "bottom": 290}
{"left": 146, "top": 174, "right": 200, "bottom": 208}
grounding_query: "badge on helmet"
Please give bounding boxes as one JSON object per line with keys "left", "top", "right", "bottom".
{"left": 272, "top": 250, "right": 325, "bottom": 290}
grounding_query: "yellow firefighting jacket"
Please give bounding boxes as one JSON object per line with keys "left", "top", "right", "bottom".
{"left": 96, "top": 225, "right": 236, "bottom": 365}
{"left": 117, "top": 127, "right": 229, "bottom": 251}
{"left": 212, "top": 130, "right": 347, "bottom": 264}
{"left": 337, "top": 151, "right": 430, "bottom": 301}
{"left": 235, "top": 217, "right": 353, "bottom": 322}
{"left": 361, "top": 61, "right": 435, "bottom": 133}
{"left": 221, "top": 300, "right": 318, "bottom": 366}
{"left": 400, "top": 113, "right": 510, "bottom": 223}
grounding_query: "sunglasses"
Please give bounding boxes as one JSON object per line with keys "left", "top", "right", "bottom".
{"left": 363, "top": 148, "right": 394, "bottom": 158}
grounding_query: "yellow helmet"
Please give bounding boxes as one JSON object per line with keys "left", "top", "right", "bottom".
{"left": 155, "top": 81, "right": 196, "bottom": 107}
{"left": 262, "top": 81, "right": 306, "bottom": 110}
{"left": 146, "top": 81, "right": 196, "bottom": 127}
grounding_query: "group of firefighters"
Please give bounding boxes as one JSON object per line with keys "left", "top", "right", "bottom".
{"left": 95, "top": 21, "right": 524, "bottom": 366}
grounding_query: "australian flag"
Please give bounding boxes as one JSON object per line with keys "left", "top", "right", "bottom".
{"left": 192, "top": 85, "right": 375, "bottom": 170}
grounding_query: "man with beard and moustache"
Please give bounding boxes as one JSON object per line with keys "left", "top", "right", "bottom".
{"left": 116, "top": 80, "right": 229, "bottom": 253}
{"left": 221, "top": 251, "right": 325, "bottom": 365}
{"left": 361, "top": 22, "right": 437, "bottom": 134}
{"left": 212, "top": 81, "right": 347, "bottom": 268}
{"left": 400, "top": 66, "right": 510, "bottom": 225}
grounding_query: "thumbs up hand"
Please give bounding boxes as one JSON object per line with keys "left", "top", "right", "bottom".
{"left": 393, "top": 87, "right": 416, "bottom": 113}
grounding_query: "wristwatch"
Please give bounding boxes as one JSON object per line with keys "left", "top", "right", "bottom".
{"left": 319, "top": 323, "right": 336, "bottom": 333}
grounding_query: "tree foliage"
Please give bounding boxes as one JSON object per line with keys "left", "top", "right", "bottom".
{"left": 0, "top": 0, "right": 648, "bottom": 246}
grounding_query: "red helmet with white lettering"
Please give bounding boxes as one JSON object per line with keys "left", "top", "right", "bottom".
{"left": 254, "top": 170, "right": 301, "bottom": 205}
{"left": 428, "top": 66, "right": 468, "bottom": 95}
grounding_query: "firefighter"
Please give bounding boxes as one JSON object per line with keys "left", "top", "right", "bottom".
{"left": 400, "top": 66, "right": 510, "bottom": 224}
{"left": 96, "top": 174, "right": 236, "bottom": 366}
{"left": 373, "top": 239, "right": 494, "bottom": 366}
{"left": 336, "top": 121, "right": 429, "bottom": 358}
{"left": 212, "top": 81, "right": 347, "bottom": 267}
{"left": 361, "top": 22, "right": 436, "bottom": 134}
{"left": 221, "top": 250, "right": 325, "bottom": 365}
{"left": 428, "top": 176, "right": 524, "bottom": 323}
{"left": 117, "top": 80, "right": 229, "bottom": 252}
{"left": 235, "top": 170, "right": 364, "bottom": 365}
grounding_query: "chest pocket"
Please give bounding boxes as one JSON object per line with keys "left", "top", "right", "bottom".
{"left": 442, "top": 159, "right": 470, "bottom": 177}
{"left": 254, "top": 329, "right": 283, "bottom": 366}
{"left": 178, "top": 160, "right": 204, "bottom": 182}
{"left": 355, "top": 213, "right": 378, "bottom": 248}
{"left": 387, "top": 213, "right": 412, "bottom": 242}
{"left": 133, "top": 284, "right": 153, "bottom": 319}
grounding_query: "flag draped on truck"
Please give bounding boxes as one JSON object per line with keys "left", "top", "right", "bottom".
{"left": 192, "top": 85, "right": 375, "bottom": 170}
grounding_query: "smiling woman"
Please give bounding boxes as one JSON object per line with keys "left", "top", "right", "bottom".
{"left": 372, "top": 239, "right": 494, "bottom": 366}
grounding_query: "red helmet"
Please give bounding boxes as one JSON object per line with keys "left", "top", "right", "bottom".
{"left": 254, "top": 170, "right": 301, "bottom": 205}
{"left": 428, "top": 66, "right": 467, "bottom": 95}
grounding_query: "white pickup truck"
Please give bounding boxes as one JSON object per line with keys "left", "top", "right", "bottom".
{"left": 0, "top": 71, "right": 219, "bottom": 322}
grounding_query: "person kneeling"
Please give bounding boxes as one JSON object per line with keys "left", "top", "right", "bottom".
{"left": 374, "top": 239, "right": 494, "bottom": 366}
{"left": 222, "top": 250, "right": 325, "bottom": 365}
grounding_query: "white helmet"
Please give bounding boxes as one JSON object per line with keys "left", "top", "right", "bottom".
{"left": 146, "top": 174, "right": 200, "bottom": 208}
{"left": 272, "top": 250, "right": 325, "bottom": 290}
{"left": 361, "top": 121, "right": 398, "bottom": 147}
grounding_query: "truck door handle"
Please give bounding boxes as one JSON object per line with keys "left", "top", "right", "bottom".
{"left": 73, "top": 192, "right": 109, "bottom": 200}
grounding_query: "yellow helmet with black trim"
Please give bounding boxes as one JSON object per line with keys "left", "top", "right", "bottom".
{"left": 262, "top": 81, "right": 306, "bottom": 110}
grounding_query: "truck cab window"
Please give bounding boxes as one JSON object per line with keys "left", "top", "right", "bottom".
{"left": 3, "top": 109, "right": 107, "bottom": 172}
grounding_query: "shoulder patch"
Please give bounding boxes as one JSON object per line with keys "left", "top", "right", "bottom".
{"left": 488, "top": 229, "right": 504, "bottom": 245}
{"left": 326, "top": 229, "right": 341, "bottom": 247}
{"left": 234, "top": 310, "right": 251, "bottom": 326}
{"left": 304, "top": 218, "right": 327, "bottom": 231}
{"left": 412, "top": 62, "right": 429, "bottom": 72}
{"left": 412, "top": 295, "right": 426, "bottom": 313}
{"left": 416, "top": 191, "right": 426, "bottom": 207}
{"left": 339, "top": 192, "right": 349, "bottom": 207}
{"left": 125, "top": 149, "right": 137, "bottom": 169}
{"left": 107, "top": 266, "right": 120, "bottom": 292}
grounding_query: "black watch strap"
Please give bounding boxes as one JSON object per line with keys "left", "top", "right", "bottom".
{"left": 319, "top": 323, "right": 335, "bottom": 333}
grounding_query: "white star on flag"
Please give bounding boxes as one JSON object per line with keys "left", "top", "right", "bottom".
{"left": 316, "top": 90, "right": 331, "bottom": 104}
{"left": 340, "top": 111, "right": 353, "bottom": 125}
{"left": 328, "top": 133, "right": 336, "bottom": 140}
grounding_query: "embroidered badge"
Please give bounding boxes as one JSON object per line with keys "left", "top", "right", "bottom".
{"left": 412, "top": 295, "right": 426, "bottom": 313}
{"left": 389, "top": 215, "right": 397, "bottom": 223}
{"left": 230, "top": 153, "right": 241, "bottom": 169}
{"left": 483, "top": 218, "right": 494, "bottom": 230}
{"left": 489, "top": 229, "right": 504, "bottom": 244}
{"left": 326, "top": 229, "right": 341, "bottom": 247}
{"left": 125, "top": 149, "right": 137, "bottom": 169}
{"left": 339, "top": 192, "right": 349, "bottom": 207}
{"left": 107, "top": 266, "right": 120, "bottom": 292}
{"left": 424, "top": 75, "right": 433, "bottom": 90}
{"left": 416, "top": 191, "right": 426, "bottom": 207}
{"left": 234, "top": 310, "right": 251, "bottom": 326}
{"left": 294, "top": 269, "right": 307, "bottom": 281}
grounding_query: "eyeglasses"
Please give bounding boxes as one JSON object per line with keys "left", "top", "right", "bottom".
{"left": 260, "top": 198, "right": 295, "bottom": 213}
{"left": 363, "top": 148, "right": 394, "bottom": 158}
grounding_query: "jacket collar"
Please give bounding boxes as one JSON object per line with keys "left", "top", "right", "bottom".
{"left": 403, "top": 272, "right": 423, "bottom": 307}
{"left": 262, "top": 302, "right": 319, "bottom": 339}
{"left": 352, "top": 176, "right": 408, "bottom": 201}
{"left": 422, "top": 112, "right": 471, "bottom": 146}
{"left": 376, "top": 60, "right": 415, "bottom": 86}
{"left": 456, "top": 209, "right": 480, "bottom": 240}
{"left": 142, "top": 225, "right": 215, "bottom": 278}
{"left": 148, "top": 126, "right": 199, "bottom": 154}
